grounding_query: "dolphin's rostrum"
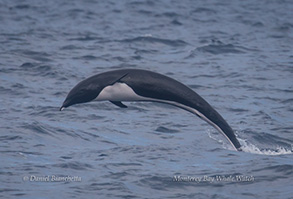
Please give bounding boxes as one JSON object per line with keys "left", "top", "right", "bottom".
{"left": 60, "top": 69, "right": 241, "bottom": 151}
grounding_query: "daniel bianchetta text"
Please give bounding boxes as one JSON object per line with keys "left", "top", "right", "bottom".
{"left": 23, "top": 175, "right": 82, "bottom": 182}
{"left": 173, "top": 175, "right": 254, "bottom": 183}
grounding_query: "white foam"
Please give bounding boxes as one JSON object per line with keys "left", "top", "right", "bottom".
{"left": 208, "top": 130, "right": 292, "bottom": 155}
{"left": 238, "top": 138, "right": 292, "bottom": 155}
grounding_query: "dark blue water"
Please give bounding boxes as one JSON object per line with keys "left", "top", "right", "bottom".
{"left": 1, "top": 0, "right": 292, "bottom": 198}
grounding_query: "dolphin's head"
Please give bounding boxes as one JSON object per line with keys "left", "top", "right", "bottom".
{"left": 60, "top": 76, "right": 104, "bottom": 111}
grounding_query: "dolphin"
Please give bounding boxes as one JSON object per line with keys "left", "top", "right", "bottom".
{"left": 60, "top": 69, "right": 241, "bottom": 151}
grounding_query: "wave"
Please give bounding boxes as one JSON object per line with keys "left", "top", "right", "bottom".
{"left": 187, "top": 40, "right": 259, "bottom": 58}
{"left": 196, "top": 43, "right": 245, "bottom": 54}
{"left": 14, "top": 50, "right": 52, "bottom": 62}
{"left": 118, "top": 35, "right": 188, "bottom": 47}
{"left": 155, "top": 126, "right": 179, "bottom": 133}
{"left": 18, "top": 62, "right": 58, "bottom": 77}
{"left": 53, "top": 161, "right": 94, "bottom": 170}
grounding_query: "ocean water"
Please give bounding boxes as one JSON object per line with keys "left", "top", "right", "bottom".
{"left": 0, "top": 0, "right": 292, "bottom": 198}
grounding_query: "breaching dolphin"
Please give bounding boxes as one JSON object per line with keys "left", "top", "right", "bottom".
{"left": 60, "top": 69, "right": 241, "bottom": 151}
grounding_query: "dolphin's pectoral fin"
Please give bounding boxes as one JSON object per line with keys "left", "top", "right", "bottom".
{"left": 110, "top": 101, "right": 128, "bottom": 108}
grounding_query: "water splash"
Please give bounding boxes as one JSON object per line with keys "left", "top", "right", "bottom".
{"left": 238, "top": 138, "right": 293, "bottom": 155}
{"left": 208, "top": 130, "right": 292, "bottom": 155}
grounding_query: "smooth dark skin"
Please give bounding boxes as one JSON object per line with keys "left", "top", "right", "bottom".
{"left": 61, "top": 69, "right": 241, "bottom": 151}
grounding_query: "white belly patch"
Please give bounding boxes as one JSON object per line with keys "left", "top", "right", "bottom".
{"left": 95, "top": 82, "right": 148, "bottom": 101}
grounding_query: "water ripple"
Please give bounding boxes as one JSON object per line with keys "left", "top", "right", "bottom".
{"left": 118, "top": 36, "right": 188, "bottom": 47}
{"left": 53, "top": 161, "right": 94, "bottom": 170}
